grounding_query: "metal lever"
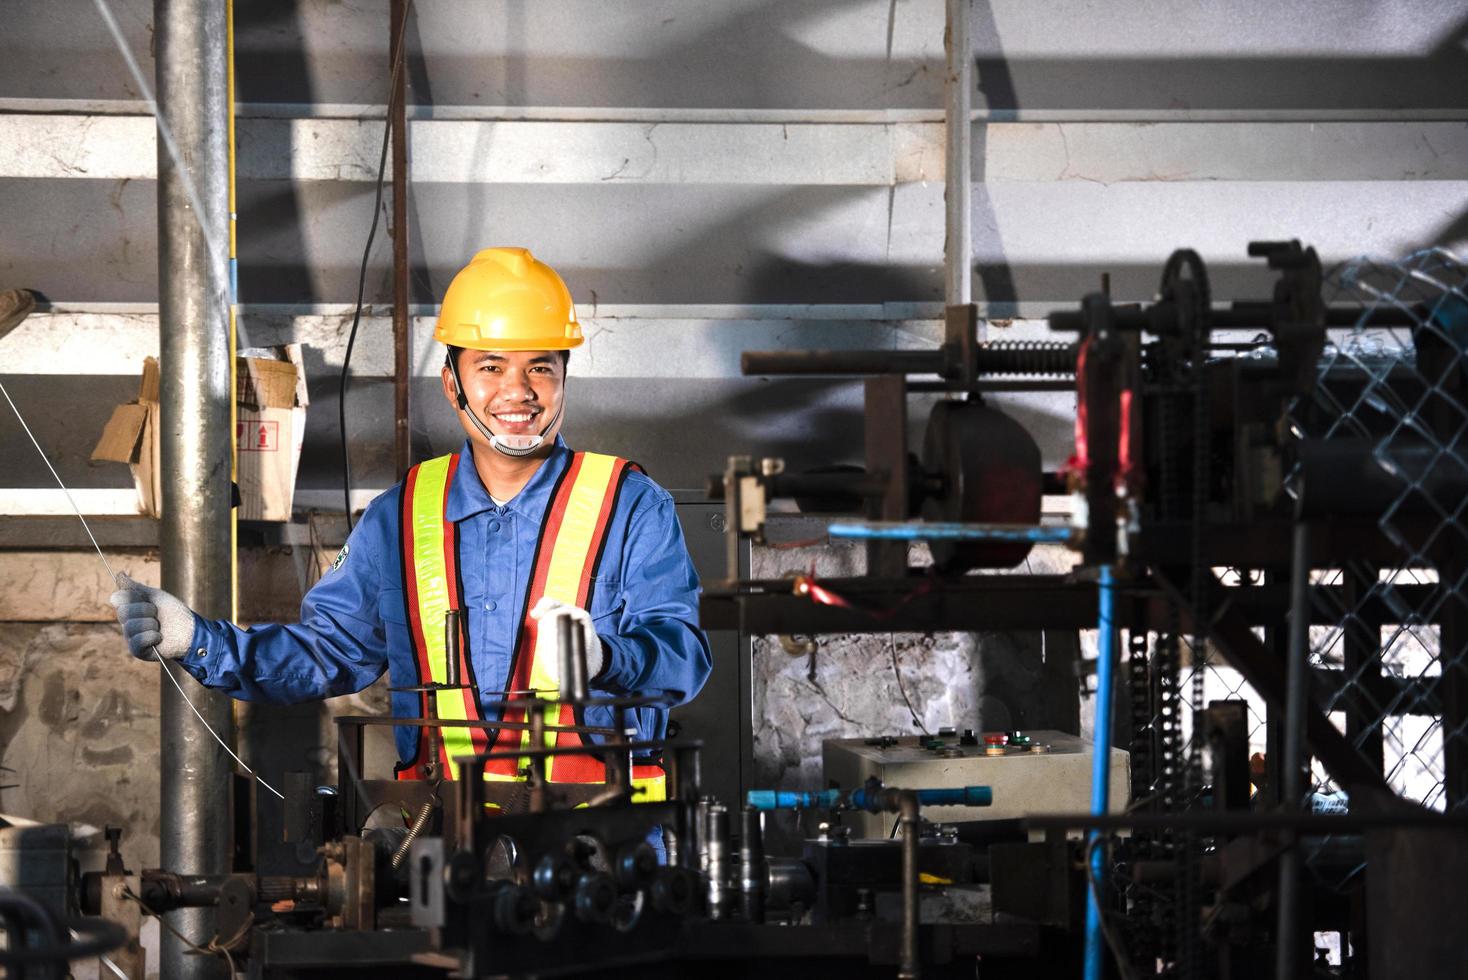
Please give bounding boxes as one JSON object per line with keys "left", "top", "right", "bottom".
{"left": 444, "top": 609, "right": 461, "bottom": 689}
{"left": 557, "top": 613, "right": 590, "bottom": 703}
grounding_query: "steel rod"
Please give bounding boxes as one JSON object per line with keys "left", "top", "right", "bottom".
{"left": 739, "top": 806, "right": 766, "bottom": 924}
{"left": 826, "top": 521, "right": 1079, "bottom": 544}
{"left": 1023, "top": 810, "right": 1463, "bottom": 833}
{"left": 389, "top": 0, "right": 411, "bottom": 479}
{"left": 336, "top": 715, "right": 615, "bottom": 735}
{"left": 741, "top": 349, "right": 944, "bottom": 377}
{"left": 559, "top": 613, "right": 590, "bottom": 702}
{"left": 898, "top": 791, "right": 922, "bottom": 980}
{"left": 155, "top": 0, "right": 233, "bottom": 975}
{"left": 944, "top": 0, "right": 972, "bottom": 308}
{"left": 1049, "top": 304, "right": 1422, "bottom": 333}
{"left": 443, "top": 609, "right": 461, "bottom": 688}
{"left": 1276, "top": 521, "right": 1312, "bottom": 980}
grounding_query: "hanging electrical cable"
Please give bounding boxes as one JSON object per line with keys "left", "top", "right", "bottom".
{"left": 340, "top": 0, "right": 414, "bottom": 532}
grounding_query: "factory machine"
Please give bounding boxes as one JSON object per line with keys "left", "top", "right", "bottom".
{"left": 6, "top": 241, "right": 1468, "bottom": 978}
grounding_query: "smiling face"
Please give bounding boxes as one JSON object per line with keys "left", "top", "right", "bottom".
{"left": 441, "top": 348, "right": 567, "bottom": 453}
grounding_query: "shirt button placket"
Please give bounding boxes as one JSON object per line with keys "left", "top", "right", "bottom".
{"left": 484, "top": 519, "right": 501, "bottom": 610}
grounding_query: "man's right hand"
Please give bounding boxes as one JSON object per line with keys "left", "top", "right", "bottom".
{"left": 109, "top": 575, "right": 198, "bottom": 661}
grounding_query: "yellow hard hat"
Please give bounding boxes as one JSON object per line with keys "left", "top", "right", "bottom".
{"left": 433, "top": 247, "right": 583, "bottom": 350}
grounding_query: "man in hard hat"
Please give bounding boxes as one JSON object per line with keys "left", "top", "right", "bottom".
{"left": 111, "top": 248, "right": 711, "bottom": 805}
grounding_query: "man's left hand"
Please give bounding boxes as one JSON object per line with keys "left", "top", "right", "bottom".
{"left": 530, "top": 597, "right": 605, "bottom": 689}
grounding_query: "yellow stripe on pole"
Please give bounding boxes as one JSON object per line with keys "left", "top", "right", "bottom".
{"left": 408, "top": 455, "right": 477, "bottom": 779}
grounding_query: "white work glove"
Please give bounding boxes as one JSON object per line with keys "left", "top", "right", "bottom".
{"left": 530, "top": 596, "right": 605, "bottom": 689}
{"left": 109, "top": 574, "right": 198, "bottom": 661}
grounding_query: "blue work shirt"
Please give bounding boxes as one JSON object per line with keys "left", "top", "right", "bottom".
{"left": 181, "top": 437, "right": 712, "bottom": 768}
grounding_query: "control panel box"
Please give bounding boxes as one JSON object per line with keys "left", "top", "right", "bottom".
{"left": 822, "top": 730, "right": 1129, "bottom": 838}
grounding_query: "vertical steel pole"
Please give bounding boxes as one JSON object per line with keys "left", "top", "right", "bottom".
{"left": 155, "top": 0, "right": 233, "bottom": 976}
{"left": 390, "top": 0, "right": 412, "bottom": 479}
{"left": 898, "top": 791, "right": 922, "bottom": 980}
{"left": 944, "top": 0, "right": 973, "bottom": 307}
{"left": 1276, "top": 521, "right": 1312, "bottom": 979}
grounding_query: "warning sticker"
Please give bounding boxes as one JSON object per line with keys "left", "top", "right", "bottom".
{"left": 238, "top": 420, "right": 279, "bottom": 452}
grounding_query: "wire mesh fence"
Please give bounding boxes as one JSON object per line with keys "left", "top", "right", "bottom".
{"left": 1286, "top": 248, "right": 1468, "bottom": 812}
{"left": 1112, "top": 249, "right": 1468, "bottom": 975}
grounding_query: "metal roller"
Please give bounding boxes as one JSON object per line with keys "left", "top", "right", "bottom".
{"left": 921, "top": 401, "right": 1043, "bottom": 571}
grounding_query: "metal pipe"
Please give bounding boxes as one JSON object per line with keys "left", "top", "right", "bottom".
{"left": 389, "top": 0, "right": 411, "bottom": 479}
{"left": 740, "top": 343, "right": 1073, "bottom": 379}
{"left": 156, "top": 0, "right": 233, "bottom": 975}
{"left": 1024, "top": 810, "right": 1465, "bottom": 833}
{"left": 558, "top": 613, "right": 589, "bottom": 702}
{"left": 738, "top": 807, "right": 766, "bottom": 924}
{"left": 1083, "top": 564, "right": 1118, "bottom": 980}
{"left": 898, "top": 790, "right": 921, "bottom": 980}
{"left": 528, "top": 706, "right": 547, "bottom": 810}
{"left": 1048, "top": 304, "right": 1417, "bottom": 334}
{"left": 704, "top": 472, "right": 889, "bottom": 504}
{"left": 443, "top": 609, "right": 461, "bottom": 688}
{"left": 669, "top": 745, "right": 703, "bottom": 870}
{"left": 701, "top": 801, "right": 730, "bottom": 921}
{"left": 745, "top": 785, "right": 992, "bottom": 811}
{"left": 742, "top": 349, "right": 944, "bottom": 377}
{"left": 1276, "top": 521, "right": 1312, "bottom": 980}
{"left": 826, "top": 522, "right": 1078, "bottom": 544}
{"left": 944, "top": 0, "right": 973, "bottom": 307}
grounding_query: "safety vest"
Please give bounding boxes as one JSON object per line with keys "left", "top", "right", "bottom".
{"left": 393, "top": 451, "right": 666, "bottom": 802}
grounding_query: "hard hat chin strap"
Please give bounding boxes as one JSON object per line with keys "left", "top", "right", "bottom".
{"left": 447, "top": 355, "right": 563, "bottom": 458}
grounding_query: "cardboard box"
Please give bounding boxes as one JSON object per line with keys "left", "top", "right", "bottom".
{"left": 235, "top": 345, "right": 309, "bottom": 521}
{"left": 91, "top": 346, "right": 309, "bottom": 521}
{"left": 91, "top": 356, "right": 162, "bottom": 516}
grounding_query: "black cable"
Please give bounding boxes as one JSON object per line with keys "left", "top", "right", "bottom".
{"left": 0, "top": 889, "right": 128, "bottom": 965}
{"left": 1084, "top": 834, "right": 1143, "bottom": 980}
{"left": 889, "top": 633, "right": 930, "bottom": 736}
{"left": 340, "top": 0, "right": 414, "bottom": 532}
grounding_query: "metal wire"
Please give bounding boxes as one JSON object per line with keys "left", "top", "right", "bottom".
{"left": 89, "top": 0, "right": 240, "bottom": 345}
{"left": 889, "top": 634, "right": 931, "bottom": 736}
{"left": 340, "top": 0, "right": 415, "bottom": 531}
{"left": 0, "top": 376, "right": 283, "bottom": 802}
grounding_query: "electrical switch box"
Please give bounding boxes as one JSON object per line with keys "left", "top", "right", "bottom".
{"left": 822, "top": 730, "right": 1129, "bottom": 839}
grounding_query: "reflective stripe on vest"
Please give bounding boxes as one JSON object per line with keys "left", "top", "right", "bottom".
{"left": 395, "top": 451, "right": 666, "bottom": 801}
{"left": 395, "top": 453, "right": 486, "bottom": 780}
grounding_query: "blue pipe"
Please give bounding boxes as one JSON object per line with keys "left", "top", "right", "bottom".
{"left": 826, "top": 521, "right": 1078, "bottom": 544}
{"left": 854, "top": 785, "right": 992, "bottom": 810}
{"left": 745, "top": 785, "right": 992, "bottom": 812}
{"left": 745, "top": 789, "right": 842, "bottom": 811}
{"left": 1084, "top": 565, "right": 1117, "bottom": 980}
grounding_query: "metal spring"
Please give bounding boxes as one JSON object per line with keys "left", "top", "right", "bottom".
{"left": 974, "top": 340, "right": 1077, "bottom": 377}
{"left": 391, "top": 800, "right": 435, "bottom": 870}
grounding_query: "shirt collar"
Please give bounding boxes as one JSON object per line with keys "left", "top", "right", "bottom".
{"left": 443, "top": 435, "right": 572, "bottom": 525}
